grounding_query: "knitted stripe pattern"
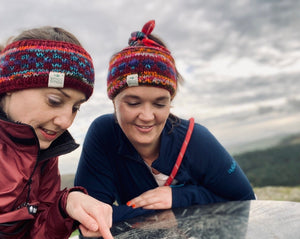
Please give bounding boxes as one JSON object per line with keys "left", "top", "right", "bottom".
{"left": 0, "top": 39, "right": 94, "bottom": 99}
{"left": 107, "top": 46, "right": 177, "bottom": 99}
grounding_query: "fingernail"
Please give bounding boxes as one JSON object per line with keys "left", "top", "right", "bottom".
{"left": 126, "top": 201, "right": 131, "bottom": 206}
{"left": 132, "top": 204, "right": 136, "bottom": 208}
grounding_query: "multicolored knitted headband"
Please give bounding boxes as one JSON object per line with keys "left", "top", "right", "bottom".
{"left": 0, "top": 39, "right": 94, "bottom": 99}
{"left": 107, "top": 20, "right": 177, "bottom": 100}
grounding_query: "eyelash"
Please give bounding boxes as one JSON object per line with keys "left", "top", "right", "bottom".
{"left": 48, "top": 97, "right": 80, "bottom": 113}
{"left": 73, "top": 105, "right": 81, "bottom": 113}
{"left": 48, "top": 97, "right": 61, "bottom": 107}
{"left": 126, "top": 102, "right": 166, "bottom": 108}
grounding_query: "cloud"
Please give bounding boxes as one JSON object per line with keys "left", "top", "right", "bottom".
{"left": 1, "top": 0, "right": 300, "bottom": 174}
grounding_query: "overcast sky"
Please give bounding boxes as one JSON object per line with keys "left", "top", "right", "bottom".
{"left": 1, "top": 0, "right": 299, "bottom": 174}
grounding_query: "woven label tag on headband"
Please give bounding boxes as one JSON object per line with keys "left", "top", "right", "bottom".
{"left": 126, "top": 74, "right": 139, "bottom": 87}
{"left": 48, "top": 72, "right": 65, "bottom": 88}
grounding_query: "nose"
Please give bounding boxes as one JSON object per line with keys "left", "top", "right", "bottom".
{"left": 138, "top": 104, "right": 155, "bottom": 121}
{"left": 53, "top": 108, "right": 75, "bottom": 130}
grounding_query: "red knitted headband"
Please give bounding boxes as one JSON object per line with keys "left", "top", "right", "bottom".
{"left": 107, "top": 20, "right": 177, "bottom": 99}
{"left": 0, "top": 39, "right": 94, "bottom": 99}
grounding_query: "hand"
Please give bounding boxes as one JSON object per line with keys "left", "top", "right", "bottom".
{"left": 66, "top": 191, "right": 113, "bottom": 239}
{"left": 127, "top": 186, "right": 172, "bottom": 210}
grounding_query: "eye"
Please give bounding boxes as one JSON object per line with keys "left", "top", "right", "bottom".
{"left": 72, "top": 104, "right": 81, "bottom": 113}
{"left": 154, "top": 99, "right": 170, "bottom": 108}
{"left": 154, "top": 102, "right": 166, "bottom": 108}
{"left": 48, "top": 95, "right": 62, "bottom": 107}
{"left": 126, "top": 101, "right": 140, "bottom": 106}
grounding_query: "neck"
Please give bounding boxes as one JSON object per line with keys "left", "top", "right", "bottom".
{"left": 134, "top": 142, "right": 160, "bottom": 166}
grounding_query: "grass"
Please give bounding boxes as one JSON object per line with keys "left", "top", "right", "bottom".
{"left": 70, "top": 230, "right": 79, "bottom": 237}
{"left": 254, "top": 186, "right": 300, "bottom": 202}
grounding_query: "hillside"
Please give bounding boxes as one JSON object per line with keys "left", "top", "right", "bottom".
{"left": 233, "top": 133, "right": 300, "bottom": 187}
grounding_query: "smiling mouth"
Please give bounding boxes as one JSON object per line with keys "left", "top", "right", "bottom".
{"left": 39, "top": 127, "right": 58, "bottom": 141}
{"left": 139, "top": 126, "right": 152, "bottom": 129}
{"left": 42, "top": 128, "right": 56, "bottom": 135}
{"left": 135, "top": 125, "right": 154, "bottom": 133}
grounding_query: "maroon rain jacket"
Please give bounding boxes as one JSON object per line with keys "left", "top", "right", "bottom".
{"left": 0, "top": 109, "right": 83, "bottom": 239}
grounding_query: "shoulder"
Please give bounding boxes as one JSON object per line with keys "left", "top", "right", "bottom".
{"left": 171, "top": 117, "right": 220, "bottom": 147}
{"left": 85, "top": 113, "right": 118, "bottom": 140}
{"left": 89, "top": 114, "right": 115, "bottom": 131}
{"left": 169, "top": 117, "right": 210, "bottom": 137}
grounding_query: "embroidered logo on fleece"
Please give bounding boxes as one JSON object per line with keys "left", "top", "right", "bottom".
{"left": 228, "top": 160, "right": 237, "bottom": 174}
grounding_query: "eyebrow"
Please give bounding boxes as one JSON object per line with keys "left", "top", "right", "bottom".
{"left": 56, "top": 89, "right": 86, "bottom": 103}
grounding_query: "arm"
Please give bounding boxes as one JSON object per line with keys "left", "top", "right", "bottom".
{"left": 30, "top": 158, "right": 113, "bottom": 239}
{"left": 172, "top": 123, "right": 255, "bottom": 208}
{"left": 29, "top": 158, "right": 76, "bottom": 239}
{"left": 127, "top": 123, "right": 255, "bottom": 210}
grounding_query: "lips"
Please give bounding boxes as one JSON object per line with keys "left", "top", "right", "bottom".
{"left": 40, "top": 127, "right": 58, "bottom": 141}
{"left": 136, "top": 124, "right": 153, "bottom": 133}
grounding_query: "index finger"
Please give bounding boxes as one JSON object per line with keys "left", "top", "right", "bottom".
{"left": 97, "top": 223, "right": 114, "bottom": 239}
{"left": 90, "top": 207, "right": 113, "bottom": 239}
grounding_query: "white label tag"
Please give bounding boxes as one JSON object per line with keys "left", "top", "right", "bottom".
{"left": 126, "top": 74, "right": 139, "bottom": 87}
{"left": 48, "top": 72, "right": 65, "bottom": 88}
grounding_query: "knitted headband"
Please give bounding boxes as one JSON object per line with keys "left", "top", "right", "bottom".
{"left": 107, "top": 20, "right": 177, "bottom": 99}
{"left": 0, "top": 39, "right": 94, "bottom": 99}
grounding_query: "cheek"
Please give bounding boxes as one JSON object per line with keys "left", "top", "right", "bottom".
{"left": 116, "top": 107, "right": 132, "bottom": 126}
{"left": 115, "top": 103, "right": 133, "bottom": 121}
{"left": 7, "top": 95, "right": 38, "bottom": 123}
{"left": 158, "top": 107, "right": 171, "bottom": 123}
{"left": 7, "top": 104, "right": 31, "bottom": 123}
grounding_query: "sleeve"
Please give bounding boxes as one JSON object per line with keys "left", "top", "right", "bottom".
{"left": 172, "top": 124, "right": 255, "bottom": 208}
{"left": 112, "top": 205, "right": 154, "bottom": 223}
{"left": 75, "top": 118, "right": 117, "bottom": 205}
{"left": 29, "top": 157, "right": 84, "bottom": 239}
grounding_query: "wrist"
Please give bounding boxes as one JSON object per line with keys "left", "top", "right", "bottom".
{"left": 60, "top": 186, "right": 87, "bottom": 218}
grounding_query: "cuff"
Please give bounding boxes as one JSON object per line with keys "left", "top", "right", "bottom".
{"left": 59, "top": 186, "right": 88, "bottom": 218}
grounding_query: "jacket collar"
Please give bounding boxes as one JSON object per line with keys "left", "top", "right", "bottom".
{"left": 0, "top": 107, "right": 79, "bottom": 161}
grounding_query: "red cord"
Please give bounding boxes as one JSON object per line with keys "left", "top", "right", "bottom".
{"left": 164, "top": 118, "right": 195, "bottom": 186}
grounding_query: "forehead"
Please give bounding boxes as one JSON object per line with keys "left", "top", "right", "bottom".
{"left": 117, "top": 86, "right": 171, "bottom": 99}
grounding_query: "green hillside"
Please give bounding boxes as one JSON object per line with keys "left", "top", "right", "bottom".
{"left": 234, "top": 134, "right": 300, "bottom": 187}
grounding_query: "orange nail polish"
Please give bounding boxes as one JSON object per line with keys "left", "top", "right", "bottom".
{"left": 132, "top": 204, "right": 136, "bottom": 208}
{"left": 126, "top": 201, "right": 131, "bottom": 206}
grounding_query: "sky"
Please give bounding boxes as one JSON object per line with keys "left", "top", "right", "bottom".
{"left": 1, "top": 0, "right": 299, "bottom": 174}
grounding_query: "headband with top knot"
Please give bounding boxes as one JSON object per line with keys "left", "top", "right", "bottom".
{"left": 107, "top": 20, "right": 177, "bottom": 100}
{"left": 0, "top": 39, "right": 94, "bottom": 99}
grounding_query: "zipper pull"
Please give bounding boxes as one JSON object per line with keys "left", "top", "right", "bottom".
{"left": 27, "top": 204, "right": 38, "bottom": 215}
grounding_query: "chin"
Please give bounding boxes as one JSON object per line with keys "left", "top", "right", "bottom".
{"left": 39, "top": 141, "right": 52, "bottom": 150}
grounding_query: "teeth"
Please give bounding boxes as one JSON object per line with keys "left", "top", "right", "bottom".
{"left": 43, "top": 129, "right": 55, "bottom": 135}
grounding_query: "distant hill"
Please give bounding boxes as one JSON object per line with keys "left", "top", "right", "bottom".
{"left": 61, "top": 133, "right": 300, "bottom": 189}
{"left": 234, "top": 133, "right": 300, "bottom": 187}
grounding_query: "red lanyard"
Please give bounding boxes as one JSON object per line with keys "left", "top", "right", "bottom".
{"left": 164, "top": 118, "right": 195, "bottom": 186}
